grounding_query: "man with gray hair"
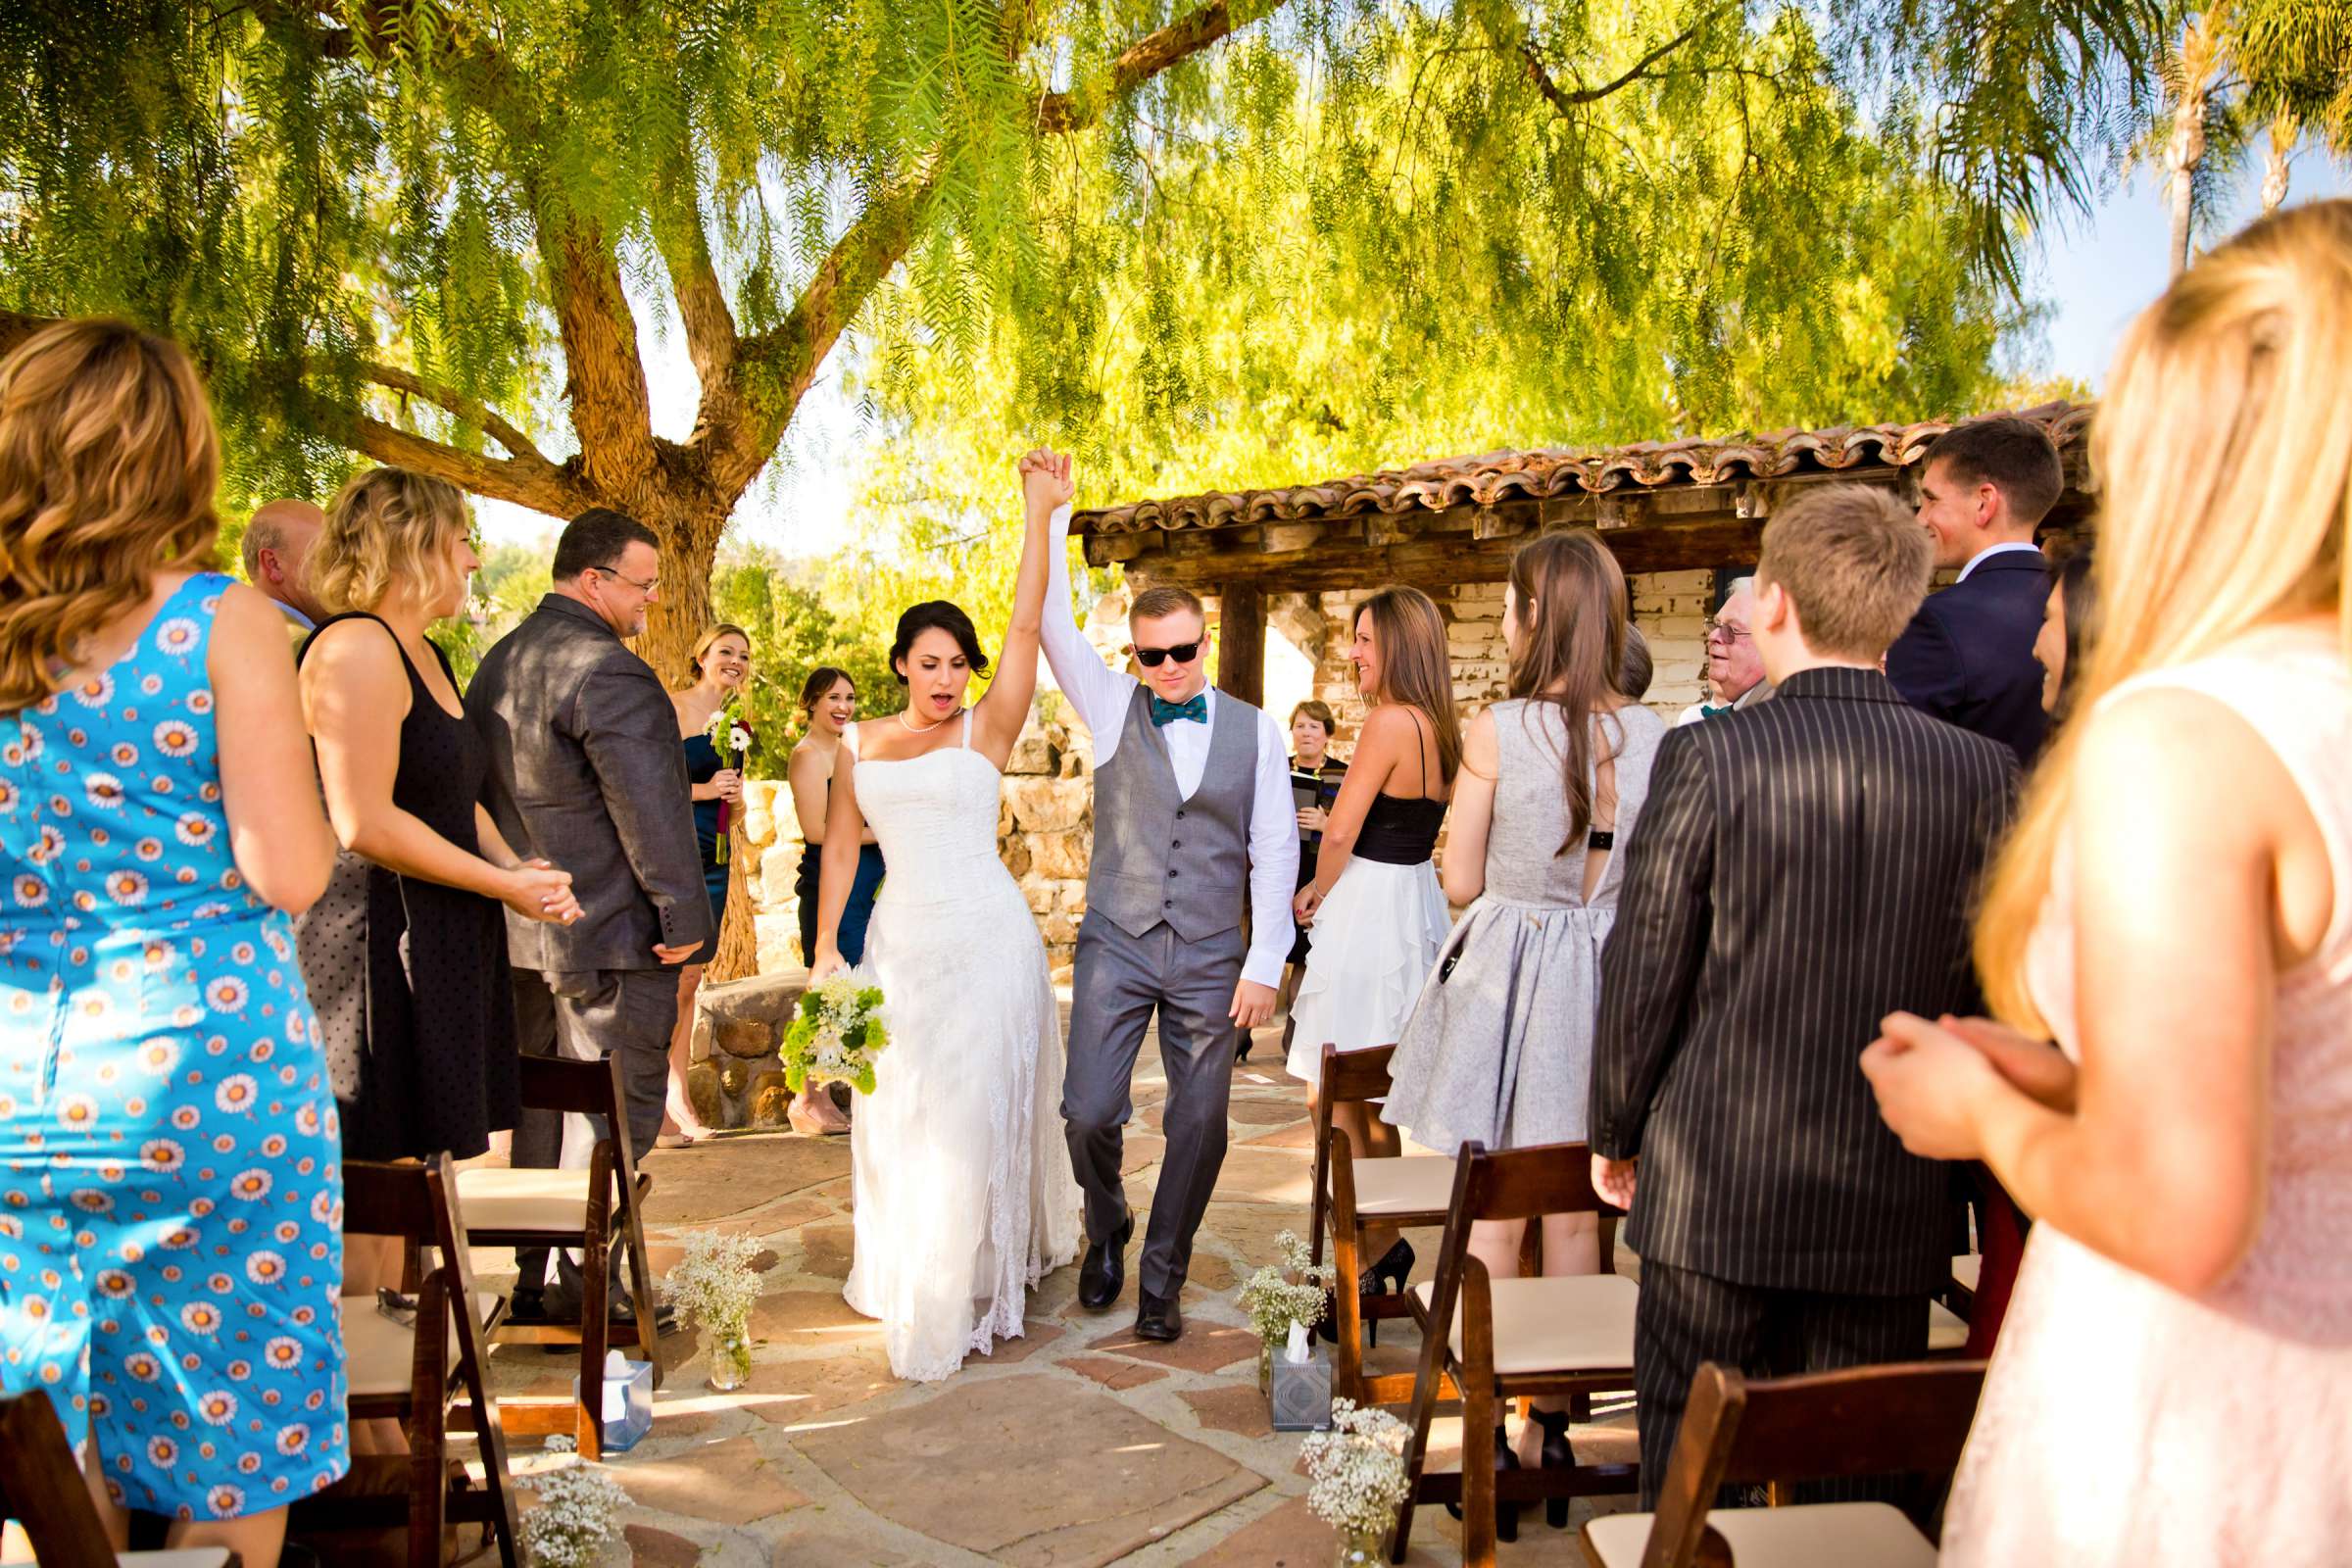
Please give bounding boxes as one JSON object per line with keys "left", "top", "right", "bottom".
{"left": 1676, "top": 576, "right": 1771, "bottom": 725}
{"left": 240, "top": 498, "right": 327, "bottom": 631}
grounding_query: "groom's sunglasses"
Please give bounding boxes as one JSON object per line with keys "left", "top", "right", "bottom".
{"left": 1134, "top": 641, "right": 1203, "bottom": 668}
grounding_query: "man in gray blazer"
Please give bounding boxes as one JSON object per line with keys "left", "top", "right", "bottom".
{"left": 468, "top": 507, "right": 710, "bottom": 1320}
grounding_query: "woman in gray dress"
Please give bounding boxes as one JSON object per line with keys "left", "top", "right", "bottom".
{"left": 1381, "top": 530, "right": 1663, "bottom": 1488}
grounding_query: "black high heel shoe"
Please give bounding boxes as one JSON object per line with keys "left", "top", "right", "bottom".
{"left": 1526, "top": 1406, "right": 1575, "bottom": 1529}
{"left": 1313, "top": 1240, "right": 1416, "bottom": 1347}
{"left": 1445, "top": 1422, "right": 1523, "bottom": 1544}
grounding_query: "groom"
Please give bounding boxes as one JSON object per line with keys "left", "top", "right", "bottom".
{"left": 1042, "top": 502, "right": 1298, "bottom": 1343}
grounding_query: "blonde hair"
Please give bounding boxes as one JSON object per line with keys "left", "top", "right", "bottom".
{"left": 690, "top": 622, "right": 753, "bottom": 679}
{"left": 0, "top": 319, "right": 221, "bottom": 712}
{"left": 311, "top": 466, "right": 470, "bottom": 614}
{"left": 1978, "top": 199, "right": 2352, "bottom": 1029}
{"left": 1754, "top": 485, "right": 1934, "bottom": 660}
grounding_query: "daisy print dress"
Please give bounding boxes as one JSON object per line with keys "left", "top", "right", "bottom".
{"left": 0, "top": 571, "right": 348, "bottom": 1520}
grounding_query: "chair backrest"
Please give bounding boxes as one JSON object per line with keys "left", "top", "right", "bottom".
{"left": 516, "top": 1053, "right": 641, "bottom": 1181}
{"left": 1641, "top": 1360, "right": 1989, "bottom": 1568}
{"left": 1448, "top": 1140, "right": 1604, "bottom": 1226}
{"left": 0, "top": 1391, "right": 123, "bottom": 1568}
{"left": 1309, "top": 1042, "right": 1397, "bottom": 1266}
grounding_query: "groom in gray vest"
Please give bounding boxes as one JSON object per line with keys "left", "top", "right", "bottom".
{"left": 1043, "top": 504, "right": 1298, "bottom": 1343}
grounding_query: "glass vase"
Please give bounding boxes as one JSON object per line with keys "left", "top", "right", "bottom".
{"left": 706, "top": 1321, "right": 753, "bottom": 1392}
{"left": 1257, "top": 1338, "right": 1276, "bottom": 1396}
{"left": 1334, "top": 1524, "right": 1386, "bottom": 1567}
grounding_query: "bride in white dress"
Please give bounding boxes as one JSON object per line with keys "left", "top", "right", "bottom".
{"left": 808, "top": 449, "right": 1084, "bottom": 1381}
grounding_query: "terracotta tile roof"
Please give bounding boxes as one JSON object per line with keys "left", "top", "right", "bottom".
{"left": 1075, "top": 402, "right": 2096, "bottom": 534}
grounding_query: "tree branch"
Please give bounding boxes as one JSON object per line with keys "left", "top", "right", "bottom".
{"left": 1521, "top": 25, "right": 1698, "bottom": 115}
{"left": 1035, "top": 0, "right": 1255, "bottom": 133}
{"left": 360, "top": 362, "right": 554, "bottom": 468}
{"left": 300, "top": 387, "right": 585, "bottom": 517}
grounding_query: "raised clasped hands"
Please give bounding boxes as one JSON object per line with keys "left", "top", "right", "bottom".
{"left": 1017, "top": 446, "right": 1075, "bottom": 512}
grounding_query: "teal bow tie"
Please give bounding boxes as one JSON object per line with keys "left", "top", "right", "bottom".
{"left": 1699, "top": 702, "right": 1734, "bottom": 720}
{"left": 1151, "top": 693, "right": 1208, "bottom": 727}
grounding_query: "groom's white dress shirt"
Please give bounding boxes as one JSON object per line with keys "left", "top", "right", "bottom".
{"left": 1042, "top": 504, "right": 1298, "bottom": 990}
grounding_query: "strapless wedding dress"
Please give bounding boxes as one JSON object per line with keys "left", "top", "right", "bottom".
{"left": 839, "top": 716, "right": 1082, "bottom": 1381}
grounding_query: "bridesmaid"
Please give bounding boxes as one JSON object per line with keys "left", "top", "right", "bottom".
{"left": 1382, "top": 530, "right": 1663, "bottom": 1488}
{"left": 660, "top": 623, "right": 748, "bottom": 1144}
{"left": 782, "top": 666, "right": 884, "bottom": 1134}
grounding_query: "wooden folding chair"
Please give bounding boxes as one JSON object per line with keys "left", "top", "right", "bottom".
{"left": 1393, "top": 1141, "right": 1641, "bottom": 1566}
{"left": 0, "top": 1392, "right": 237, "bottom": 1568}
{"left": 458, "top": 1053, "right": 660, "bottom": 1459}
{"left": 291, "top": 1154, "right": 519, "bottom": 1568}
{"left": 1579, "top": 1359, "right": 1988, "bottom": 1568}
{"left": 1307, "top": 1041, "right": 1457, "bottom": 1404}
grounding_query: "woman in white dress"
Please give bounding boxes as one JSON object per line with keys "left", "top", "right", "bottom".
{"left": 809, "top": 450, "right": 1083, "bottom": 1382}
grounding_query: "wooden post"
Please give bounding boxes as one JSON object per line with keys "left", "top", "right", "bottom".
{"left": 1216, "top": 581, "right": 1265, "bottom": 708}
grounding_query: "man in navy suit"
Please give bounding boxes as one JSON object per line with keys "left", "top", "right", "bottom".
{"left": 1885, "top": 416, "right": 2063, "bottom": 767}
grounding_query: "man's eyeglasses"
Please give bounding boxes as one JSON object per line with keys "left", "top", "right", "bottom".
{"left": 1704, "top": 619, "right": 1751, "bottom": 643}
{"left": 595, "top": 565, "right": 660, "bottom": 596}
{"left": 1134, "top": 641, "right": 1203, "bottom": 668}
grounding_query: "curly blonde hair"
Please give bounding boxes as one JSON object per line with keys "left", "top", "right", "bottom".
{"left": 0, "top": 319, "right": 222, "bottom": 712}
{"left": 311, "top": 466, "right": 470, "bottom": 615}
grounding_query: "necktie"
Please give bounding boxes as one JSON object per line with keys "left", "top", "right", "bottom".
{"left": 1151, "top": 694, "right": 1208, "bottom": 727}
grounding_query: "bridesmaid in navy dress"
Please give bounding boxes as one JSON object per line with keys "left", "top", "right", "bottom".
{"left": 661, "top": 624, "right": 752, "bottom": 1144}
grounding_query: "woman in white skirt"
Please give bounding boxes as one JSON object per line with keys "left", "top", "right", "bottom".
{"left": 1289, "top": 583, "right": 1457, "bottom": 1294}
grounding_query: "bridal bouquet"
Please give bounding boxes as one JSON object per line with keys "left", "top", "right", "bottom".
{"left": 705, "top": 702, "right": 753, "bottom": 863}
{"left": 783, "top": 971, "right": 890, "bottom": 1095}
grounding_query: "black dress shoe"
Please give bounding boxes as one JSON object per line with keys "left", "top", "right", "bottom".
{"left": 1078, "top": 1211, "right": 1134, "bottom": 1311}
{"left": 1134, "top": 1289, "right": 1183, "bottom": 1343}
{"left": 519, "top": 1274, "right": 680, "bottom": 1335}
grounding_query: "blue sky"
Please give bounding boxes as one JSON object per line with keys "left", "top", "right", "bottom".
{"left": 477, "top": 151, "right": 2349, "bottom": 560}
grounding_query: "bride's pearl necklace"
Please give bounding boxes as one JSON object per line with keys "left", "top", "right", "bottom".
{"left": 898, "top": 705, "right": 963, "bottom": 735}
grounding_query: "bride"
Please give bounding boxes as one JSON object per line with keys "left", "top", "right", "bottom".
{"left": 809, "top": 448, "right": 1085, "bottom": 1381}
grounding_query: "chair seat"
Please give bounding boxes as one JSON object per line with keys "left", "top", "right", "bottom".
{"left": 1411, "top": 1273, "right": 1638, "bottom": 1376}
{"left": 1927, "top": 1297, "right": 1969, "bottom": 1352}
{"left": 1952, "top": 1252, "right": 1982, "bottom": 1292}
{"left": 338, "top": 1294, "right": 500, "bottom": 1400}
{"left": 454, "top": 1165, "right": 593, "bottom": 1232}
{"left": 1583, "top": 1501, "right": 1936, "bottom": 1568}
{"left": 1347, "top": 1154, "right": 1457, "bottom": 1218}
{"left": 121, "top": 1551, "right": 235, "bottom": 1568}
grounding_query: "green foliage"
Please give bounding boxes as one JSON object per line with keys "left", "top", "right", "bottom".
{"left": 0, "top": 0, "right": 2169, "bottom": 541}
{"left": 708, "top": 546, "right": 906, "bottom": 773}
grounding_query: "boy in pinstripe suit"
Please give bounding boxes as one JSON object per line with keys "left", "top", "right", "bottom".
{"left": 1590, "top": 484, "right": 2018, "bottom": 1506}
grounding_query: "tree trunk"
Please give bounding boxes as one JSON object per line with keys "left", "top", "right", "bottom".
{"left": 634, "top": 506, "right": 730, "bottom": 686}
{"left": 2166, "top": 106, "right": 2203, "bottom": 274}
{"left": 707, "top": 819, "right": 760, "bottom": 983}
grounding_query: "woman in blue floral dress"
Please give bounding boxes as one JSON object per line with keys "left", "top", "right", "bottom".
{"left": 0, "top": 320, "right": 344, "bottom": 1568}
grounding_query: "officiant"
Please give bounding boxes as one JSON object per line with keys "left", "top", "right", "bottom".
{"left": 1257, "top": 700, "right": 1348, "bottom": 1061}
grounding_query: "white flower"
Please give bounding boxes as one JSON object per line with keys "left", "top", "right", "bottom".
{"left": 518, "top": 1459, "right": 630, "bottom": 1568}
{"left": 662, "top": 1229, "right": 762, "bottom": 1336}
{"left": 729, "top": 724, "right": 754, "bottom": 753}
{"left": 1301, "top": 1400, "right": 1411, "bottom": 1541}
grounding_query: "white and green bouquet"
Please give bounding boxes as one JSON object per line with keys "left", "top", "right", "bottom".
{"left": 705, "top": 702, "right": 754, "bottom": 863}
{"left": 1300, "top": 1399, "right": 1412, "bottom": 1562}
{"left": 783, "top": 971, "right": 891, "bottom": 1096}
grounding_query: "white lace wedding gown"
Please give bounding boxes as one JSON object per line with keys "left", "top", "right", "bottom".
{"left": 839, "top": 714, "right": 1082, "bottom": 1381}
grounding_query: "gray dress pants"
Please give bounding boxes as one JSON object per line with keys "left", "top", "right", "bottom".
{"left": 1061, "top": 916, "right": 1246, "bottom": 1298}
{"left": 510, "top": 964, "right": 678, "bottom": 1288}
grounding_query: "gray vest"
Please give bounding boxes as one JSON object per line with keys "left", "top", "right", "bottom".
{"left": 1086, "top": 685, "right": 1259, "bottom": 942}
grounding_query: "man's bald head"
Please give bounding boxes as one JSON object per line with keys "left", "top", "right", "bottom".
{"left": 243, "top": 499, "right": 326, "bottom": 621}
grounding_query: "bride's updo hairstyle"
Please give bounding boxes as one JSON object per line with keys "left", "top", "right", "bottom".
{"left": 891, "top": 600, "right": 991, "bottom": 682}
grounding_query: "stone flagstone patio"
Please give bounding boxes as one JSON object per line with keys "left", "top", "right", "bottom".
{"left": 477, "top": 1006, "right": 1638, "bottom": 1566}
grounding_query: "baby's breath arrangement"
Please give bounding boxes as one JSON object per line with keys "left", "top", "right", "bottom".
{"left": 1300, "top": 1399, "right": 1411, "bottom": 1559}
{"left": 519, "top": 1448, "right": 630, "bottom": 1568}
{"left": 1236, "top": 1229, "right": 1334, "bottom": 1344}
{"left": 665, "top": 1230, "right": 763, "bottom": 1389}
{"left": 783, "top": 971, "right": 890, "bottom": 1095}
